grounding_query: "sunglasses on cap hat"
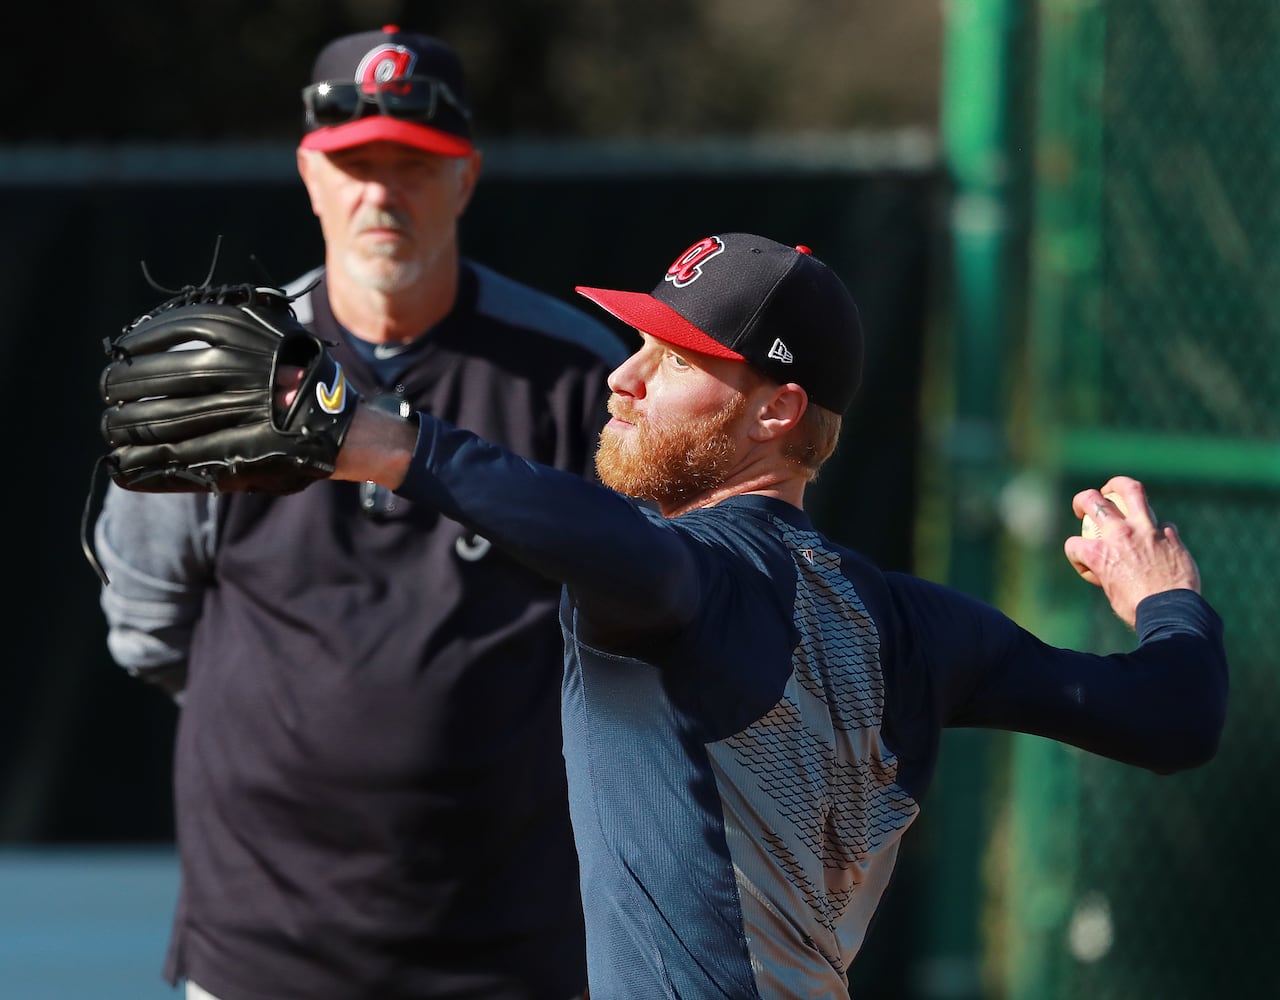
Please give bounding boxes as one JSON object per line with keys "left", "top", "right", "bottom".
{"left": 302, "top": 76, "right": 471, "bottom": 130}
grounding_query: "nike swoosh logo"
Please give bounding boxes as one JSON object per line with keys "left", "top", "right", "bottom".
{"left": 316, "top": 364, "right": 347, "bottom": 413}
{"left": 373, "top": 342, "right": 411, "bottom": 359}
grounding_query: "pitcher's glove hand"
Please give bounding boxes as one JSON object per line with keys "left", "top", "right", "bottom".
{"left": 100, "top": 283, "right": 358, "bottom": 494}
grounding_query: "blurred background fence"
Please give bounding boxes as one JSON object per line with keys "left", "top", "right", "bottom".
{"left": 2, "top": 1, "right": 1276, "bottom": 998}
{"left": 929, "top": 2, "right": 1280, "bottom": 998}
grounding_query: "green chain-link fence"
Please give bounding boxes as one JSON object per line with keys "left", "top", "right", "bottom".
{"left": 938, "top": 2, "right": 1280, "bottom": 997}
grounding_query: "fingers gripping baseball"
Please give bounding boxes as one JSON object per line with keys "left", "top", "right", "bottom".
{"left": 1063, "top": 476, "right": 1201, "bottom": 629}
{"left": 99, "top": 285, "right": 359, "bottom": 494}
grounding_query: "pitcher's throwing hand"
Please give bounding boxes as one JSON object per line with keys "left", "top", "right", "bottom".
{"left": 1064, "top": 475, "right": 1201, "bottom": 629}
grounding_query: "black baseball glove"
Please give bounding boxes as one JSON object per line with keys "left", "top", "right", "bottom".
{"left": 99, "top": 282, "right": 359, "bottom": 494}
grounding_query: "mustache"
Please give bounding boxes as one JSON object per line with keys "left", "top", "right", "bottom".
{"left": 607, "top": 396, "right": 640, "bottom": 423}
{"left": 354, "top": 209, "right": 409, "bottom": 234}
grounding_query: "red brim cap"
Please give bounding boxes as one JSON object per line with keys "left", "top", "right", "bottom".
{"left": 574, "top": 286, "right": 747, "bottom": 362}
{"left": 300, "top": 116, "right": 473, "bottom": 156}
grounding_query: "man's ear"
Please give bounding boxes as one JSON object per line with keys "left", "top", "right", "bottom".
{"left": 748, "top": 383, "right": 808, "bottom": 442}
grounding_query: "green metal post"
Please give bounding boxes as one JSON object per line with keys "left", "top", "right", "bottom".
{"left": 922, "top": 1, "right": 1026, "bottom": 997}
{"left": 1005, "top": 2, "right": 1107, "bottom": 998}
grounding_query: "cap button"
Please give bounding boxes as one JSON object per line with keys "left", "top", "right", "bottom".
{"left": 795, "top": 245, "right": 813, "bottom": 255}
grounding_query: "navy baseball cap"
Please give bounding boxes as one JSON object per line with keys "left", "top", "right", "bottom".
{"left": 300, "top": 25, "right": 473, "bottom": 156}
{"left": 576, "top": 233, "right": 865, "bottom": 414}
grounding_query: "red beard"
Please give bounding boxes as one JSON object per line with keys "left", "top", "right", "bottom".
{"left": 595, "top": 394, "right": 746, "bottom": 508}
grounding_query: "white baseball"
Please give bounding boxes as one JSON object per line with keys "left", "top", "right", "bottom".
{"left": 1081, "top": 492, "right": 1129, "bottom": 538}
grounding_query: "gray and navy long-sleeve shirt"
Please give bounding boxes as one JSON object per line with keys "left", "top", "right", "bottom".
{"left": 95, "top": 260, "right": 628, "bottom": 1000}
{"left": 393, "top": 412, "right": 1229, "bottom": 1000}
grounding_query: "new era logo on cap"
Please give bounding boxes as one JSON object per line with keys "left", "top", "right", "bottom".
{"left": 575, "top": 233, "right": 864, "bottom": 414}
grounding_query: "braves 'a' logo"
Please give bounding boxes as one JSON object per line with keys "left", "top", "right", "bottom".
{"left": 355, "top": 44, "right": 418, "bottom": 94}
{"left": 665, "top": 236, "right": 725, "bottom": 288}
{"left": 316, "top": 364, "right": 347, "bottom": 414}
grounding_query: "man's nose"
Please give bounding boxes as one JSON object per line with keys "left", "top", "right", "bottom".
{"left": 361, "top": 175, "right": 398, "bottom": 206}
{"left": 607, "top": 352, "right": 647, "bottom": 398}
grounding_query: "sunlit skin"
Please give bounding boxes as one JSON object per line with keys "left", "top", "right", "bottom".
{"left": 317, "top": 331, "right": 810, "bottom": 515}
{"left": 296, "top": 140, "right": 482, "bottom": 344}
{"left": 594, "top": 334, "right": 806, "bottom": 515}
{"left": 1064, "top": 476, "right": 1201, "bottom": 627}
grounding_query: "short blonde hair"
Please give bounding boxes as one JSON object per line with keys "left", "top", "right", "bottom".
{"left": 783, "top": 403, "right": 843, "bottom": 481}
{"left": 734, "top": 365, "right": 844, "bottom": 482}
